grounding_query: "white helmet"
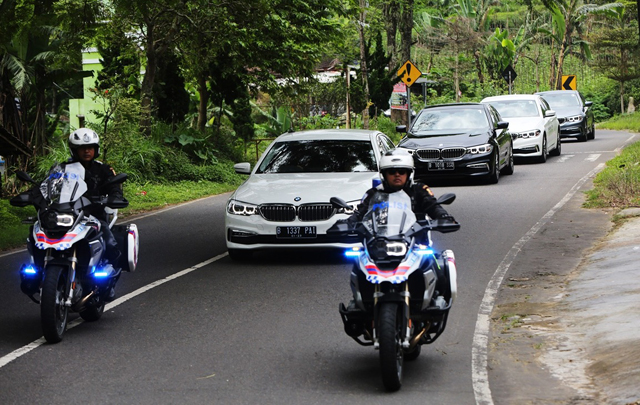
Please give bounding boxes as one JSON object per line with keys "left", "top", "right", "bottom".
{"left": 379, "top": 149, "right": 415, "bottom": 189}
{"left": 69, "top": 128, "right": 100, "bottom": 158}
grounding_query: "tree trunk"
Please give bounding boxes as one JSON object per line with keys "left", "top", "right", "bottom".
{"left": 383, "top": 1, "right": 400, "bottom": 69}
{"left": 399, "top": 0, "right": 414, "bottom": 64}
{"left": 358, "top": 0, "right": 370, "bottom": 129}
{"left": 455, "top": 52, "right": 460, "bottom": 102}
{"left": 140, "top": 27, "right": 157, "bottom": 137}
{"left": 197, "top": 72, "right": 209, "bottom": 132}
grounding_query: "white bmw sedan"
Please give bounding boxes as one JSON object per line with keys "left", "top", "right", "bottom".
{"left": 225, "top": 129, "right": 395, "bottom": 259}
{"left": 481, "top": 94, "right": 561, "bottom": 163}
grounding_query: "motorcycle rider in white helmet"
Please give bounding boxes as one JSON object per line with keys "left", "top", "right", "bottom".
{"left": 67, "top": 128, "right": 125, "bottom": 301}
{"left": 353, "top": 149, "right": 455, "bottom": 222}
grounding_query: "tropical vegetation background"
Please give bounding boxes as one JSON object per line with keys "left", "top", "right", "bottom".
{"left": 1, "top": 0, "right": 640, "bottom": 250}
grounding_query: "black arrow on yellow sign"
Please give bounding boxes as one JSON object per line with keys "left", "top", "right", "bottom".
{"left": 562, "top": 75, "right": 576, "bottom": 90}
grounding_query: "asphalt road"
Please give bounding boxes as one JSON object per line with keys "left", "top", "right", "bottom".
{"left": 0, "top": 129, "right": 635, "bottom": 404}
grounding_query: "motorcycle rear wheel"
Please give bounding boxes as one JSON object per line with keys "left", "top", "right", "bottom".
{"left": 379, "top": 302, "right": 403, "bottom": 391}
{"left": 41, "top": 265, "right": 69, "bottom": 343}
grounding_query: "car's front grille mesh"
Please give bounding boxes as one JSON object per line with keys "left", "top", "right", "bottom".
{"left": 416, "top": 147, "right": 466, "bottom": 160}
{"left": 416, "top": 148, "right": 440, "bottom": 159}
{"left": 260, "top": 205, "right": 296, "bottom": 222}
{"left": 259, "top": 204, "right": 335, "bottom": 222}
{"left": 298, "top": 204, "right": 334, "bottom": 221}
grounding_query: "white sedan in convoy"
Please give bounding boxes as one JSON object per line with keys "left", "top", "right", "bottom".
{"left": 225, "top": 129, "right": 395, "bottom": 259}
{"left": 481, "top": 94, "right": 561, "bottom": 163}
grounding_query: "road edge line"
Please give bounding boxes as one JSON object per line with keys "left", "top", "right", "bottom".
{"left": 472, "top": 163, "right": 604, "bottom": 405}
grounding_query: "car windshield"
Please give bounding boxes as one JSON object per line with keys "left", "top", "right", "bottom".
{"left": 541, "top": 93, "right": 580, "bottom": 108}
{"left": 256, "top": 139, "right": 377, "bottom": 173}
{"left": 411, "top": 107, "right": 489, "bottom": 134}
{"left": 489, "top": 100, "right": 539, "bottom": 118}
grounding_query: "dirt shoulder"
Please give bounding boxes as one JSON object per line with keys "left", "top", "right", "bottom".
{"left": 489, "top": 191, "right": 640, "bottom": 405}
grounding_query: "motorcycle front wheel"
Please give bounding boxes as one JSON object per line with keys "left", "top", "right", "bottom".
{"left": 41, "top": 265, "right": 69, "bottom": 343}
{"left": 379, "top": 302, "right": 403, "bottom": 391}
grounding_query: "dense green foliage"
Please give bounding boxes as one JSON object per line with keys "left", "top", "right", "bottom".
{"left": 585, "top": 137, "right": 640, "bottom": 209}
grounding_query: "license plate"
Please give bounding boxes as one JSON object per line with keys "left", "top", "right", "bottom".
{"left": 428, "top": 161, "right": 455, "bottom": 171}
{"left": 276, "top": 226, "right": 317, "bottom": 239}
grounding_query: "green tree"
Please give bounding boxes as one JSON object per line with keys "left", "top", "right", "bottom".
{"left": 539, "top": 0, "right": 621, "bottom": 89}
{"left": 0, "top": 0, "right": 101, "bottom": 173}
{"left": 589, "top": 3, "right": 640, "bottom": 113}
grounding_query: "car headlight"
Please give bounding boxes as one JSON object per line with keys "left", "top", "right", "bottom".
{"left": 227, "top": 199, "right": 259, "bottom": 216}
{"left": 336, "top": 200, "right": 359, "bottom": 215}
{"left": 516, "top": 129, "right": 541, "bottom": 139}
{"left": 565, "top": 115, "right": 583, "bottom": 123}
{"left": 466, "top": 143, "right": 494, "bottom": 155}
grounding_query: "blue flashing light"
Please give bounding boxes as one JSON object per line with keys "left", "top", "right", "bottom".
{"left": 344, "top": 248, "right": 362, "bottom": 258}
{"left": 21, "top": 264, "right": 37, "bottom": 275}
{"left": 92, "top": 265, "right": 113, "bottom": 278}
{"left": 416, "top": 247, "right": 434, "bottom": 256}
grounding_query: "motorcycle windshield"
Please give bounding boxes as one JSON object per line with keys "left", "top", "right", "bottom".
{"left": 361, "top": 190, "right": 416, "bottom": 237}
{"left": 40, "top": 162, "right": 88, "bottom": 204}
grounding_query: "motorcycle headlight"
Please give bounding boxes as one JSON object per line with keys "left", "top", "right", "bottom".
{"left": 42, "top": 210, "right": 75, "bottom": 228}
{"left": 386, "top": 241, "right": 407, "bottom": 256}
{"left": 368, "top": 239, "right": 407, "bottom": 260}
{"left": 227, "top": 199, "right": 259, "bottom": 216}
{"left": 466, "top": 143, "right": 494, "bottom": 155}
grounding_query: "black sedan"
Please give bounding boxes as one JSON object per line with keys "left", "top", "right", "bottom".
{"left": 396, "top": 102, "right": 515, "bottom": 184}
{"left": 535, "top": 90, "right": 595, "bottom": 142}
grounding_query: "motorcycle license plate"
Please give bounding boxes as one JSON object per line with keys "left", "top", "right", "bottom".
{"left": 276, "top": 226, "right": 317, "bottom": 239}
{"left": 428, "top": 160, "right": 455, "bottom": 171}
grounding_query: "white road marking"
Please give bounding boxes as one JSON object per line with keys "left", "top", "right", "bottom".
{"left": 557, "top": 154, "right": 574, "bottom": 163}
{"left": 586, "top": 154, "right": 601, "bottom": 162}
{"left": 0, "top": 252, "right": 228, "bottom": 369}
{"left": 472, "top": 163, "right": 605, "bottom": 405}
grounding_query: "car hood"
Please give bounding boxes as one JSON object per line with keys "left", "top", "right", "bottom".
{"left": 230, "top": 172, "right": 378, "bottom": 204}
{"left": 550, "top": 106, "right": 583, "bottom": 117}
{"left": 503, "top": 117, "right": 544, "bottom": 132}
{"left": 399, "top": 131, "right": 490, "bottom": 148}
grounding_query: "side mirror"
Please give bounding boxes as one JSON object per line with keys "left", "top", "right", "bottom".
{"left": 436, "top": 193, "right": 456, "bottom": 205}
{"left": 585, "top": 101, "right": 593, "bottom": 108}
{"left": 234, "top": 162, "right": 251, "bottom": 175}
{"left": 545, "top": 110, "right": 556, "bottom": 117}
{"left": 330, "top": 196, "right": 351, "bottom": 210}
{"left": 107, "top": 173, "right": 128, "bottom": 186}
{"left": 558, "top": 117, "right": 566, "bottom": 124}
{"left": 15, "top": 171, "right": 36, "bottom": 184}
{"left": 396, "top": 125, "right": 407, "bottom": 133}
{"left": 497, "top": 121, "right": 509, "bottom": 129}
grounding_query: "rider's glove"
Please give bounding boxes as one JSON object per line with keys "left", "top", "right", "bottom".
{"left": 438, "top": 213, "right": 456, "bottom": 223}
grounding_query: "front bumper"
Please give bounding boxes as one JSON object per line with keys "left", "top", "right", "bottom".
{"left": 412, "top": 153, "right": 494, "bottom": 180}
{"left": 513, "top": 137, "right": 542, "bottom": 157}
{"left": 225, "top": 213, "right": 361, "bottom": 250}
{"left": 560, "top": 121, "right": 586, "bottom": 138}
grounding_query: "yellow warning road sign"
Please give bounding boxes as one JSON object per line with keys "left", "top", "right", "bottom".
{"left": 397, "top": 60, "right": 422, "bottom": 87}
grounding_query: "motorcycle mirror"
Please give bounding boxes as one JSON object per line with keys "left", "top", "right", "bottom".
{"left": 330, "top": 196, "right": 351, "bottom": 210}
{"left": 15, "top": 171, "right": 36, "bottom": 184}
{"left": 108, "top": 173, "right": 128, "bottom": 186}
{"left": 437, "top": 193, "right": 456, "bottom": 205}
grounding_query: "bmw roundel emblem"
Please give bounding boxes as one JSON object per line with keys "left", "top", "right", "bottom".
{"left": 294, "top": 197, "right": 301, "bottom": 202}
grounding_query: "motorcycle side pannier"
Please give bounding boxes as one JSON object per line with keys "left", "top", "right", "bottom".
{"left": 113, "top": 224, "right": 139, "bottom": 272}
